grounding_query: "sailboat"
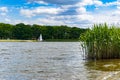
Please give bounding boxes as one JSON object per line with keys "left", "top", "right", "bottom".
{"left": 38, "top": 34, "right": 43, "bottom": 41}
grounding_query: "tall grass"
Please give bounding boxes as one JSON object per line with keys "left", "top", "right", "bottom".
{"left": 80, "top": 23, "right": 120, "bottom": 60}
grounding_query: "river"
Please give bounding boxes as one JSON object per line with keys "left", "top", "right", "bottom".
{"left": 0, "top": 42, "right": 120, "bottom": 80}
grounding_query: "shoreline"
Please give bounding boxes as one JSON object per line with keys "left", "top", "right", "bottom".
{"left": 0, "top": 40, "right": 37, "bottom": 42}
{"left": 44, "top": 39, "right": 79, "bottom": 42}
{"left": 0, "top": 39, "right": 79, "bottom": 42}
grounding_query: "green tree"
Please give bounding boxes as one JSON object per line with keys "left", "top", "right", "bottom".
{"left": 13, "top": 23, "right": 32, "bottom": 39}
{"left": 31, "top": 24, "right": 41, "bottom": 40}
{"left": 0, "top": 23, "right": 13, "bottom": 39}
{"left": 70, "top": 27, "right": 86, "bottom": 39}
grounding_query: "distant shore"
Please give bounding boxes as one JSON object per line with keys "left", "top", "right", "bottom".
{"left": 0, "top": 39, "right": 37, "bottom": 42}
{"left": 44, "top": 39, "right": 79, "bottom": 42}
{"left": 0, "top": 39, "right": 79, "bottom": 42}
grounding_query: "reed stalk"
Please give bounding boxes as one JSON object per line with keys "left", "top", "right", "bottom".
{"left": 80, "top": 23, "right": 120, "bottom": 60}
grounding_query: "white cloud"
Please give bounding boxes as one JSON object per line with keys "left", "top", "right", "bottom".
{"left": 5, "top": 18, "right": 11, "bottom": 22}
{"left": 34, "top": 7, "right": 64, "bottom": 14}
{"left": 80, "top": 0, "right": 93, "bottom": 6}
{"left": 35, "top": 1, "right": 48, "bottom": 5}
{"left": 117, "top": 0, "right": 120, "bottom": 9}
{"left": 114, "top": 10, "right": 120, "bottom": 15}
{"left": 104, "top": 1, "right": 117, "bottom": 7}
{"left": 113, "top": 0, "right": 120, "bottom": 16}
{"left": 36, "top": 18, "right": 65, "bottom": 25}
{"left": 76, "top": 7, "right": 86, "bottom": 14}
{"left": 76, "top": 0, "right": 117, "bottom": 7}
{"left": 20, "top": 9, "right": 35, "bottom": 18}
{"left": 20, "top": 7, "right": 66, "bottom": 18}
{"left": 2, "top": 0, "right": 119, "bottom": 28}
{"left": 91, "top": 10, "right": 120, "bottom": 25}
{"left": 94, "top": 0, "right": 103, "bottom": 6}
{"left": 77, "top": 0, "right": 103, "bottom": 6}
{"left": 6, "top": 19, "right": 31, "bottom": 25}
{"left": 0, "top": 7, "right": 8, "bottom": 12}
{"left": 32, "top": 14, "right": 94, "bottom": 27}
{"left": 19, "top": 8, "right": 118, "bottom": 28}
{"left": 77, "top": 14, "right": 94, "bottom": 21}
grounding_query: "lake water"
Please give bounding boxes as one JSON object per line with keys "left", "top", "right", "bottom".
{"left": 0, "top": 42, "right": 120, "bottom": 80}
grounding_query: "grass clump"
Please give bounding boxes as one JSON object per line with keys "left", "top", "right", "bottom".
{"left": 80, "top": 23, "right": 120, "bottom": 60}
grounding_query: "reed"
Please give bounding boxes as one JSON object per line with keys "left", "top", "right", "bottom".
{"left": 80, "top": 23, "right": 120, "bottom": 60}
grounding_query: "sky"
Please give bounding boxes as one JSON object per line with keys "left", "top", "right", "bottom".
{"left": 0, "top": 0, "right": 119, "bottom": 28}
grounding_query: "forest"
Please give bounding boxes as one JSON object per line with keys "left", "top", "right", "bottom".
{"left": 0, "top": 23, "right": 87, "bottom": 40}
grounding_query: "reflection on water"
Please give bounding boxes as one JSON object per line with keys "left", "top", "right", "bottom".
{"left": 0, "top": 42, "right": 120, "bottom": 80}
{"left": 85, "top": 59, "right": 120, "bottom": 80}
{"left": 85, "top": 59, "right": 120, "bottom": 71}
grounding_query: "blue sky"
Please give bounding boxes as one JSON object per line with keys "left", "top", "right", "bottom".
{"left": 0, "top": 0, "right": 119, "bottom": 28}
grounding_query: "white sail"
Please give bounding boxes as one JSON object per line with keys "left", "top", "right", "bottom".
{"left": 38, "top": 34, "right": 43, "bottom": 41}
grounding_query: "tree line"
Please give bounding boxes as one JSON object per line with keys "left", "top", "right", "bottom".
{"left": 0, "top": 23, "right": 87, "bottom": 40}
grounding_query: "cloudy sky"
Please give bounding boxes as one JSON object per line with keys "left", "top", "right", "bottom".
{"left": 0, "top": 0, "right": 119, "bottom": 28}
